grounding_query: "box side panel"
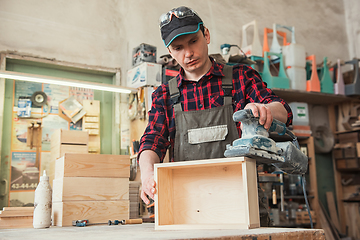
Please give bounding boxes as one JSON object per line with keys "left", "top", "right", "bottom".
{"left": 62, "top": 154, "right": 130, "bottom": 178}
{"left": 52, "top": 178, "right": 64, "bottom": 202}
{"left": 60, "top": 145, "right": 88, "bottom": 156}
{"left": 60, "top": 129, "right": 89, "bottom": 145}
{"left": 155, "top": 168, "right": 174, "bottom": 227}
{"left": 171, "top": 163, "right": 245, "bottom": 225}
{"left": 54, "top": 156, "right": 65, "bottom": 180}
{"left": 60, "top": 200, "right": 129, "bottom": 226}
{"left": 59, "top": 177, "right": 129, "bottom": 201}
{"left": 243, "top": 158, "right": 260, "bottom": 228}
{"left": 52, "top": 202, "right": 63, "bottom": 226}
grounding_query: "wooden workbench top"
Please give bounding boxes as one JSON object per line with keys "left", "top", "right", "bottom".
{"left": 0, "top": 223, "right": 325, "bottom": 240}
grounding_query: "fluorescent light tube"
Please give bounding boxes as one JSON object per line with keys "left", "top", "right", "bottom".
{"left": 0, "top": 70, "right": 137, "bottom": 94}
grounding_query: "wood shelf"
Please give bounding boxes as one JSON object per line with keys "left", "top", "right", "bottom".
{"left": 272, "top": 88, "right": 353, "bottom": 105}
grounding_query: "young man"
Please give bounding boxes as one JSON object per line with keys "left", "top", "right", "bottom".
{"left": 138, "top": 6, "right": 292, "bottom": 219}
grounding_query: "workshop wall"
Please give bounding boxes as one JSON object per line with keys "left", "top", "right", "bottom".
{"left": 0, "top": 0, "right": 355, "bottom": 86}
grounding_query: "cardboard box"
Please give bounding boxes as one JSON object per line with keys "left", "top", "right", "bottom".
{"left": 296, "top": 210, "right": 316, "bottom": 224}
{"left": 51, "top": 129, "right": 89, "bottom": 146}
{"left": 55, "top": 153, "right": 130, "bottom": 179}
{"left": 127, "top": 62, "right": 162, "bottom": 88}
{"left": 154, "top": 157, "right": 259, "bottom": 230}
{"left": 52, "top": 200, "right": 129, "bottom": 227}
{"left": 52, "top": 177, "right": 129, "bottom": 202}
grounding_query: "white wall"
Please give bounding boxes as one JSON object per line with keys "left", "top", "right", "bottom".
{"left": 0, "top": 0, "right": 353, "bottom": 85}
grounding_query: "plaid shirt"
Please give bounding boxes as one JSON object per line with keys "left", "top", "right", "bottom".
{"left": 139, "top": 58, "right": 293, "bottom": 162}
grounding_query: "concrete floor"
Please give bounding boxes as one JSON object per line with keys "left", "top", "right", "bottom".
{"left": 0, "top": 223, "right": 325, "bottom": 240}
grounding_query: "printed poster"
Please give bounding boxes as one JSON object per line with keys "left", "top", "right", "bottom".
{"left": 14, "top": 81, "right": 42, "bottom": 107}
{"left": 9, "top": 191, "right": 35, "bottom": 207}
{"left": 11, "top": 113, "right": 39, "bottom": 151}
{"left": 43, "top": 83, "right": 70, "bottom": 114}
{"left": 10, "top": 152, "right": 38, "bottom": 191}
{"left": 70, "top": 87, "right": 94, "bottom": 104}
{"left": 40, "top": 152, "right": 51, "bottom": 177}
{"left": 41, "top": 114, "right": 69, "bottom": 151}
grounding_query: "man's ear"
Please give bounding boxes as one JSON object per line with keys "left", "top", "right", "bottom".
{"left": 204, "top": 27, "right": 210, "bottom": 44}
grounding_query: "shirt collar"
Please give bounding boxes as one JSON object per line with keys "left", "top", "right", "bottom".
{"left": 177, "top": 57, "right": 225, "bottom": 88}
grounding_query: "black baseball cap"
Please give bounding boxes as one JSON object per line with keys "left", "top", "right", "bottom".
{"left": 159, "top": 6, "right": 203, "bottom": 47}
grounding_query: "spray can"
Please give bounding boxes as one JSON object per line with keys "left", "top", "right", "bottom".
{"left": 33, "top": 170, "right": 52, "bottom": 228}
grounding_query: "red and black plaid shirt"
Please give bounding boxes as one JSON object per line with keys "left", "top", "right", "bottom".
{"left": 139, "top": 58, "right": 292, "bottom": 162}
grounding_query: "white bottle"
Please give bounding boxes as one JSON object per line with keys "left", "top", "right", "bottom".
{"left": 33, "top": 170, "right": 52, "bottom": 228}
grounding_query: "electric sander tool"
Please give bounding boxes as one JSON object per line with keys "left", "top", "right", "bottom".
{"left": 224, "top": 109, "right": 308, "bottom": 175}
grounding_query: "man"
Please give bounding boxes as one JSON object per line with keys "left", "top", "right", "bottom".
{"left": 138, "top": 6, "right": 292, "bottom": 223}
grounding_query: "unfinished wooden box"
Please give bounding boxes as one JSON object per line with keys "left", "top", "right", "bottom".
{"left": 52, "top": 200, "right": 129, "bottom": 227}
{"left": 52, "top": 153, "right": 130, "bottom": 226}
{"left": 154, "top": 157, "right": 259, "bottom": 230}
{"left": 51, "top": 129, "right": 89, "bottom": 146}
{"left": 49, "top": 129, "right": 89, "bottom": 187}
{"left": 55, "top": 153, "right": 130, "bottom": 179}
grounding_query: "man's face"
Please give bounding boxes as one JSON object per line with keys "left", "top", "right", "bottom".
{"left": 168, "top": 28, "right": 210, "bottom": 75}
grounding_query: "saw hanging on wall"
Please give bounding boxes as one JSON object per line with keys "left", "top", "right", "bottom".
{"left": 17, "top": 91, "right": 50, "bottom": 119}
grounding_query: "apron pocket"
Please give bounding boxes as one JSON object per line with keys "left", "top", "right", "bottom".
{"left": 188, "top": 125, "right": 228, "bottom": 144}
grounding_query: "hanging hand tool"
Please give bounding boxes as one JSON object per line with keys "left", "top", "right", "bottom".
{"left": 224, "top": 109, "right": 308, "bottom": 175}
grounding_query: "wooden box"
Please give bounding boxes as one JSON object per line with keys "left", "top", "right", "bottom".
{"left": 296, "top": 210, "right": 316, "bottom": 224}
{"left": 52, "top": 177, "right": 129, "bottom": 202}
{"left": 52, "top": 200, "right": 129, "bottom": 226}
{"left": 51, "top": 129, "right": 89, "bottom": 146}
{"left": 51, "top": 144, "right": 89, "bottom": 161}
{"left": 55, "top": 153, "right": 130, "bottom": 179}
{"left": 154, "top": 157, "right": 259, "bottom": 230}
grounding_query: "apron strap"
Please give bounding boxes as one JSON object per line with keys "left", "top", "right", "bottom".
{"left": 168, "top": 77, "right": 182, "bottom": 112}
{"left": 222, "top": 65, "right": 233, "bottom": 105}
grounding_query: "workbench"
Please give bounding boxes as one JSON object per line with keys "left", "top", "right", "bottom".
{"left": 0, "top": 223, "right": 325, "bottom": 240}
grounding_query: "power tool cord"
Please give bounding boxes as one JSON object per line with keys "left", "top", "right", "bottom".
{"left": 302, "top": 175, "right": 314, "bottom": 228}
{"left": 286, "top": 129, "right": 313, "bottom": 228}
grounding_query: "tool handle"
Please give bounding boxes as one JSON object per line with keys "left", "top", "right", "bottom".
{"left": 121, "top": 218, "right": 143, "bottom": 225}
{"left": 269, "top": 118, "right": 286, "bottom": 135}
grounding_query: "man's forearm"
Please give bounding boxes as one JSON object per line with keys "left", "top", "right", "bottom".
{"left": 139, "top": 150, "right": 161, "bottom": 178}
{"left": 267, "top": 102, "right": 288, "bottom": 124}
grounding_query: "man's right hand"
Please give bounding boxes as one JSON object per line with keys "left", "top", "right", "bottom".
{"left": 138, "top": 150, "right": 161, "bottom": 205}
{"left": 140, "top": 174, "right": 156, "bottom": 205}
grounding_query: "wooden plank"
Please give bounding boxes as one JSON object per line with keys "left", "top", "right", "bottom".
{"left": 0, "top": 216, "right": 33, "bottom": 229}
{"left": 52, "top": 200, "right": 129, "bottom": 227}
{"left": 82, "top": 100, "right": 100, "bottom": 115}
{"left": 155, "top": 167, "right": 173, "bottom": 227}
{"left": 51, "top": 144, "right": 89, "bottom": 160}
{"left": 0, "top": 210, "right": 33, "bottom": 217}
{"left": 52, "top": 177, "right": 129, "bottom": 202}
{"left": 2, "top": 207, "right": 33, "bottom": 212}
{"left": 55, "top": 153, "right": 130, "bottom": 179}
{"left": 243, "top": 159, "right": 260, "bottom": 228}
{"left": 51, "top": 129, "right": 89, "bottom": 146}
{"left": 326, "top": 191, "right": 341, "bottom": 232}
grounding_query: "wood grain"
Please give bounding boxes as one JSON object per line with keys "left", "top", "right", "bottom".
{"left": 52, "top": 177, "right": 129, "bottom": 202}
{"left": 52, "top": 200, "right": 129, "bottom": 227}
{"left": 0, "top": 216, "right": 33, "bottom": 229}
{"left": 55, "top": 153, "right": 130, "bottom": 179}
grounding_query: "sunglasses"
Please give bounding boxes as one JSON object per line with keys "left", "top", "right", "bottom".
{"left": 159, "top": 6, "right": 199, "bottom": 29}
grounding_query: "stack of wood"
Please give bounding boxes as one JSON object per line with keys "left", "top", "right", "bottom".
{"left": 52, "top": 153, "right": 130, "bottom": 226}
{"left": 82, "top": 100, "right": 101, "bottom": 154}
{"left": 0, "top": 207, "right": 33, "bottom": 229}
{"left": 129, "top": 181, "right": 140, "bottom": 219}
{"left": 50, "top": 129, "right": 89, "bottom": 187}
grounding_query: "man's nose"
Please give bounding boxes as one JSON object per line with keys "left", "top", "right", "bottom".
{"left": 184, "top": 47, "right": 193, "bottom": 58}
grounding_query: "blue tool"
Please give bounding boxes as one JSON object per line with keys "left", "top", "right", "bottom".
{"left": 224, "top": 109, "right": 308, "bottom": 175}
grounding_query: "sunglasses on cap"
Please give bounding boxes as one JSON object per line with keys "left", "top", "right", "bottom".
{"left": 159, "top": 6, "right": 199, "bottom": 29}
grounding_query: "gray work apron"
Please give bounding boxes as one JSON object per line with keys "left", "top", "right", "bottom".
{"left": 169, "top": 65, "right": 239, "bottom": 162}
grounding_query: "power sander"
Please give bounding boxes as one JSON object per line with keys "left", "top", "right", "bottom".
{"left": 224, "top": 109, "right": 308, "bottom": 175}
